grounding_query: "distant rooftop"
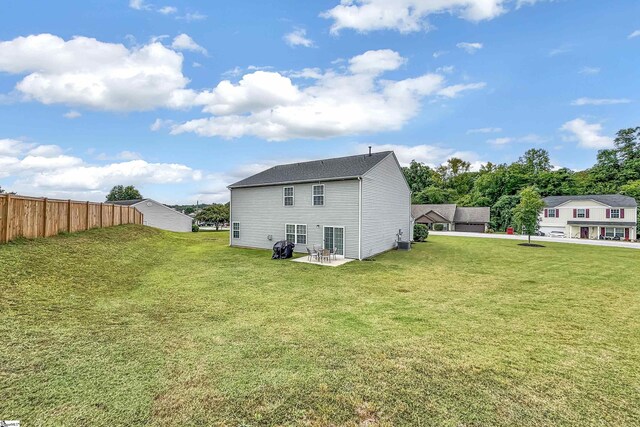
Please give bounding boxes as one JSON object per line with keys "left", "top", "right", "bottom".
{"left": 111, "top": 199, "right": 144, "bottom": 206}
{"left": 228, "top": 151, "right": 393, "bottom": 188}
{"left": 543, "top": 195, "right": 637, "bottom": 207}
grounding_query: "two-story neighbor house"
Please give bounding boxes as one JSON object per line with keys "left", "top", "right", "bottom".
{"left": 539, "top": 195, "right": 638, "bottom": 241}
{"left": 228, "top": 151, "right": 412, "bottom": 260}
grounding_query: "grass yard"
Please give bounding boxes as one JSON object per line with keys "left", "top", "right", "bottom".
{"left": 1, "top": 226, "right": 639, "bottom": 426}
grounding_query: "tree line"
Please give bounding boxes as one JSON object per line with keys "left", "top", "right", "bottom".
{"left": 402, "top": 127, "right": 640, "bottom": 231}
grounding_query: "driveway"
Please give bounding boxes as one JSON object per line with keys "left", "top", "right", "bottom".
{"left": 430, "top": 231, "right": 640, "bottom": 250}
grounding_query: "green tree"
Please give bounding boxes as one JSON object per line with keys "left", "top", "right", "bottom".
{"left": 621, "top": 180, "right": 640, "bottom": 237}
{"left": 518, "top": 148, "right": 552, "bottom": 175}
{"left": 196, "top": 203, "right": 230, "bottom": 230}
{"left": 0, "top": 185, "right": 4, "bottom": 194}
{"left": 413, "top": 186, "right": 456, "bottom": 204}
{"left": 491, "top": 195, "right": 520, "bottom": 232}
{"left": 512, "top": 187, "right": 545, "bottom": 245}
{"left": 403, "top": 161, "right": 437, "bottom": 193}
{"left": 106, "top": 185, "right": 143, "bottom": 201}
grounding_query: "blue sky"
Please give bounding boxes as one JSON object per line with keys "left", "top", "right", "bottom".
{"left": 0, "top": 0, "right": 638, "bottom": 203}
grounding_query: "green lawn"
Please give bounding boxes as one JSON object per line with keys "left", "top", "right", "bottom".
{"left": 1, "top": 226, "right": 639, "bottom": 426}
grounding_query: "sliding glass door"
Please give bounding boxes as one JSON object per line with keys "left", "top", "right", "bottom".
{"left": 323, "top": 226, "right": 344, "bottom": 256}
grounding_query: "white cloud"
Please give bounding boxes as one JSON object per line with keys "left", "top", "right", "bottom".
{"left": 579, "top": 66, "right": 600, "bottom": 75}
{"left": 177, "top": 12, "right": 207, "bottom": 22}
{"left": 467, "top": 127, "right": 502, "bottom": 134}
{"left": 348, "top": 49, "right": 406, "bottom": 74}
{"left": 436, "top": 82, "right": 486, "bottom": 98}
{"left": 433, "top": 50, "right": 448, "bottom": 58}
{"left": 571, "top": 97, "right": 631, "bottom": 106}
{"left": 150, "top": 118, "right": 174, "bottom": 131}
{"left": 549, "top": 45, "right": 571, "bottom": 56}
{"left": 457, "top": 42, "right": 483, "bottom": 54}
{"left": 158, "top": 6, "right": 177, "bottom": 14}
{"left": 322, "top": 0, "right": 512, "bottom": 34}
{"left": 170, "top": 49, "right": 485, "bottom": 141}
{"left": 628, "top": 30, "right": 640, "bottom": 39}
{"left": 1, "top": 139, "right": 202, "bottom": 197}
{"left": 436, "top": 65, "right": 455, "bottom": 74}
{"left": 283, "top": 28, "right": 315, "bottom": 48}
{"left": 0, "top": 138, "right": 30, "bottom": 156}
{"left": 63, "top": 110, "right": 81, "bottom": 119}
{"left": 0, "top": 34, "right": 193, "bottom": 111}
{"left": 129, "top": 0, "right": 151, "bottom": 10}
{"left": 560, "top": 118, "right": 613, "bottom": 149}
{"left": 488, "top": 134, "right": 546, "bottom": 145}
{"left": 488, "top": 137, "right": 513, "bottom": 145}
{"left": 171, "top": 33, "right": 207, "bottom": 55}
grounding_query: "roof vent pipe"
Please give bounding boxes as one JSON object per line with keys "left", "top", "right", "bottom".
{"left": 368, "top": 146, "right": 372, "bottom": 156}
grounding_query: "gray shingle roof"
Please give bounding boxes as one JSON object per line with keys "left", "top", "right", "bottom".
{"left": 111, "top": 199, "right": 144, "bottom": 206}
{"left": 228, "top": 152, "right": 393, "bottom": 188}
{"left": 411, "top": 204, "right": 457, "bottom": 222}
{"left": 543, "top": 195, "right": 637, "bottom": 208}
{"left": 454, "top": 207, "right": 491, "bottom": 224}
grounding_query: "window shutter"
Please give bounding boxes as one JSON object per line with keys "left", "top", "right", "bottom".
{"left": 606, "top": 209, "right": 610, "bottom": 219}
{"left": 625, "top": 228, "right": 630, "bottom": 240}
{"left": 600, "top": 227, "right": 605, "bottom": 237}
{"left": 556, "top": 209, "right": 559, "bottom": 218}
{"left": 621, "top": 209, "right": 625, "bottom": 219}
{"left": 573, "top": 209, "right": 577, "bottom": 218}
{"left": 544, "top": 208, "right": 548, "bottom": 217}
{"left": 586, "top": 209, "right": 590, "bottom": 218}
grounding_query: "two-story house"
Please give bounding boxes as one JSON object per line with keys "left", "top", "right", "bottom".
{"left": 227, "top": 151, "right": 412, "bottom": 260}
{"left": 539, "top": 195, "right": 638, "bottom": 241}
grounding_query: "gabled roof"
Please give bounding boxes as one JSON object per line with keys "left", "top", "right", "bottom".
{"left": 411, "top": 204, "right": 457, "bottom": 223}
{"left": 111, "top": 198, "right": 192, "bottom": 219}
{"left": 543, "top": 195, "right": 637, "bottom": 208}
{"left": 111, "top": 199, "right": 143, "bottom": 206}
{"left": 454, "top": 207, "right": 490, "bottom": 224}
{"left": 228, "top": 151, "right": 393, "bottom": 188}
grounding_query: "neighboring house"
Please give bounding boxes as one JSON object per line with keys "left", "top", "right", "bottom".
{"left": 112, "top": 199, "right": 193, "bottom": 232}
{"left": 228, "top": 151, "right": 412, "bottom": 260}
{"left": 412, "top": 204, "right": 490, "bottom": 233}
{"left": 540, "top": 195, "right": 638, "bottom": 241}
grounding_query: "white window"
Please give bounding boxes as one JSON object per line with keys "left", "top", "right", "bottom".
{"left": 577, "top": 209, "right": 586, "bottom": 218}
{"left": 232, "top": 222, "right": 240, "bottom": 239}
{"left": 285, "top": 224, "right": 307, "bottom": 244}
{"left": 548, "top": 209, "right": 557, "bottom": 218}
{"left": 610, "top": 209, "right": 620, "bottom": 219}
{"left": 312, "top": 184, "right": 325, "bottom": 206}
{"left": 296, "top": 224, "right": 307, "bottom": 244}
{"left": 283, "top": 186, "right": 294, "bottom": 206}
{"left": 605, "top": 227, "right": 625, "bottom": 238}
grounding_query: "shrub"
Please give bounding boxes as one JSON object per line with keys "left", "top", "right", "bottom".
{"left": 413, "top": 224, "right": 429, "bottom": 242}
{"left": 434, "top": 223, "right": 444, "bottom": 231}
{"left": 192, "top": 223, "right": 200, "bottom": 232}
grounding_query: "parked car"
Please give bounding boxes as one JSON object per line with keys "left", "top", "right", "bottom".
{"left": 535, "top": 230, "right": 546, "bottom": 236}
{"left": 549, "top": 231, "right": 566, "bottom": 238}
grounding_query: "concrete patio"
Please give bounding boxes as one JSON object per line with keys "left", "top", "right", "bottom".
{"left": 291, "top": 256, "right": 355, "bottom": 267}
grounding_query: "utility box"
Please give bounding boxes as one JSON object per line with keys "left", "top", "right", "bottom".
{"left": 506, "top": 227, "right": 514, "bottom": 235}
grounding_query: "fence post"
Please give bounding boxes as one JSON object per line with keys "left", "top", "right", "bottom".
{"left": 120, "top": 205, "right": 123, "bottom": 225}
{"left": 86, "top": 201, "right": 90, "bottom": 230}
{"left": 3, "top": 194, "right": 11, "bottom": 243}
{"left": 42, "top": 197, "right": 48, "bottom": 237}
{"left": 67, "top": 199, "right": 72, "bottom": 232}
{"left": 100, "top": 203, "right": 103, "bottom": 228}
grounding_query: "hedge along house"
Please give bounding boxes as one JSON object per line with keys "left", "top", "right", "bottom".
{"left": 227, "top": 151, "right": 412, "bottom": 260}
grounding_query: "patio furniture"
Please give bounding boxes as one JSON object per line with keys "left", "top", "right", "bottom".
{"left": 306, "top": 247, "right": 315, "bottom": 261}
{"left": 320, "top": 249, "right": 331, "bottom": 263}
{"left": 330, "top": 247, "right": 338, "bottom": 260}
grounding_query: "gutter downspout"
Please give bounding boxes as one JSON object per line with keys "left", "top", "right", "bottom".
{"left": 358, "top": 177, "right": 362, "bottom": 260}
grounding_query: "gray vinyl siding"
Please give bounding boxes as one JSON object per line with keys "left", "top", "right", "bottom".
{"left": 230, "top": 180, "right": 360, "bottom": 258}
{"left": 361, "top": 154, "right": 411, "bottom": 258}
{"left": 135, "top": 200, "right": 192, "bottom": 232}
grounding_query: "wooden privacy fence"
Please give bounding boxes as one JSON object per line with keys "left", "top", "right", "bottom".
{"left": 0, "top": 194, "right": 144, "bottom": 244}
